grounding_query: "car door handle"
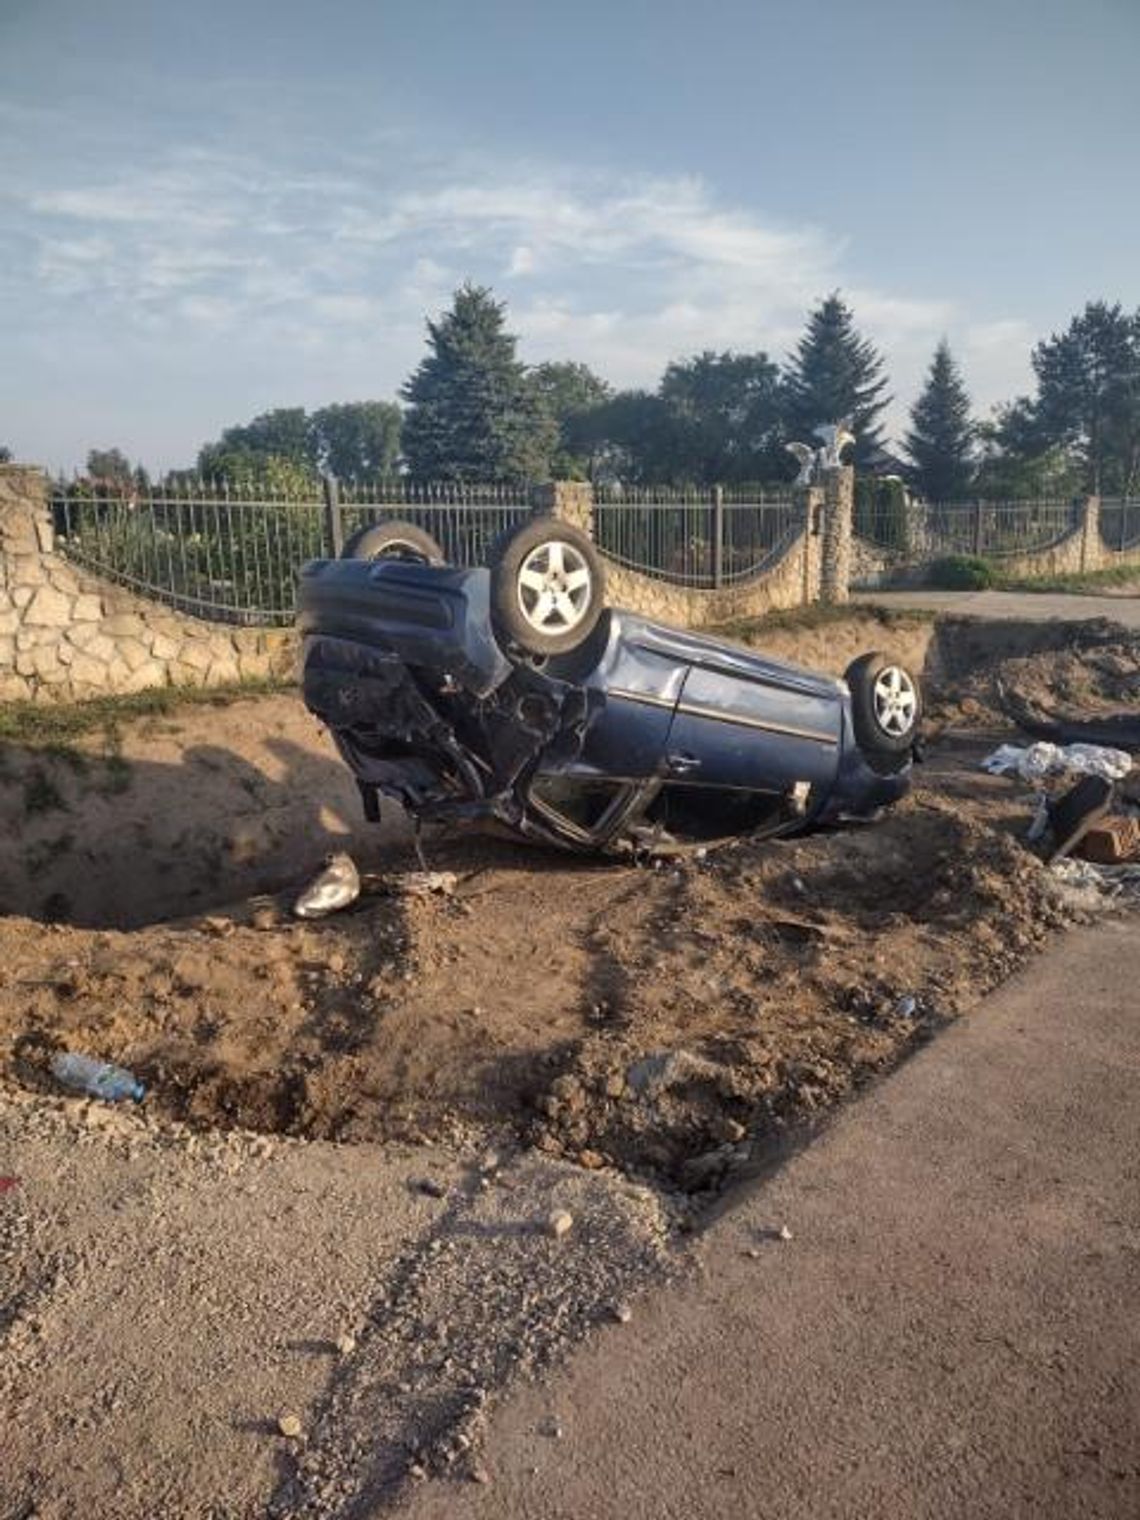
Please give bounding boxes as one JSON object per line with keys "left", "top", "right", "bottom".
{"left": 667, "top": 752, "right": 702, "bottom": 775}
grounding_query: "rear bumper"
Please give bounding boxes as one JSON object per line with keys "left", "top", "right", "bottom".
{"left": 297, "top": 558, "right": 511, "bottom": 698}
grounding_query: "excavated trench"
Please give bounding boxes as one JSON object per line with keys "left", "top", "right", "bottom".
{"left": 2, "top": 613, "right": 1136, "bottom": 1185}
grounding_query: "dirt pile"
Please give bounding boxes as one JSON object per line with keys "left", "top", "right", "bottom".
{"left": 0, "top": 757, "right": 1067, "bottom": 1186}
{"left": 926, "top": 617, "right": 1140, "bottom": 729}
{"left": 526, "top": 797, "right": 1064, "bottom": 1182}
{"left": 0, "top": 691, "right": 405, "bottom": 928}
{"left": 2, "top": 613, "right": 1132, "bottom": 1192}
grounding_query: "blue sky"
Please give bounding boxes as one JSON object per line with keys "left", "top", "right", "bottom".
{"left": 1, "top": 0, "right": 1136, "bottom": 472}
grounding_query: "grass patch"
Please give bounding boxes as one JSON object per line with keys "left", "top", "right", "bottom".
{"left": 713, "top": 601, "right": 936, "bottom": 643}
{"left": 1000, "top": 564, "right": 1140, "bottom": 595}
{"left": 0, "top": 677, "right": 294, "bottom": 751}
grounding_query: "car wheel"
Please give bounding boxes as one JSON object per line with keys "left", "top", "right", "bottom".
{"left": 490, "top": 517, "right": 606, "bottom": 656}
{"left": 341, "top": 520, "right": 445, "bottom": 565}
{"left": 845, "top": 652, "right": 922, "bottom": 771}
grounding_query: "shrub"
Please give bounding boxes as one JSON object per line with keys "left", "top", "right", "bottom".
{"left": 928, "top": 554, "right": 998, "bottom": 590}
{"left": 854, "top": 476, "right": 910, "bottom": 553}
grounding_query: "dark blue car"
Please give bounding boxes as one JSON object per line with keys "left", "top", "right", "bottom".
{"left": 298, "top": 517, "right": 921, "bottom": 855}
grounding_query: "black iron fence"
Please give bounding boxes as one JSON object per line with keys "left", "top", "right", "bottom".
{"left": 593, "top": 485, "right": 799, "bottom": 589}
{"left": 1098, "top": 498, "right": 1140, "bottom": 552}
{"left": 51, "top": 479, "right": 533, "bottom": 626}
{"left": 52, "top": 478, "right": 803, "bottom": 621}
{"left": 854, "top": 497, "right": 1081, "bottom": 566}
{"left": 336, "top": 478, "right": 531, "bottom": 570}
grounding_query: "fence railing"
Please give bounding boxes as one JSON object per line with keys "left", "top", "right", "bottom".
{"left": 854, "top": 498, "right": 1081, "bottom": 565}
{"left": 593, "top": 486, "right": 799, "bottom": 589}
{"left": 51, "top": 480, "right": 534, "bottom": 626}
{"left": 336, "top": 479, "right": 531, "bottom": 571}
{"left": 51, "top": 478, "right": 801, "bottom": 623}
{"left": 1098, "top": 498, "right": 1140, "bottom": 552}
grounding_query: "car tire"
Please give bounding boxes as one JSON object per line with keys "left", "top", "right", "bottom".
{"left": 490, "top": 517, "right": 606, "bottom": 656}
{"left": 341, "top": 520, "right": 445, "bottom": 565}
{"left": 845, "top": 652, "right": 922, "bottom": 772}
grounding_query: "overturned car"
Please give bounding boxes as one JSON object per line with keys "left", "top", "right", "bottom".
{"left": 298, "top": 517, "right": 922, "bottom": 855}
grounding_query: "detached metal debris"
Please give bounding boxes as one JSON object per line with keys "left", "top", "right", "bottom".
{"left": 293, "top": 852, "right": 362, "bottom": 919}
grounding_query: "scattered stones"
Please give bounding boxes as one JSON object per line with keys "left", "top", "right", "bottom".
{"left": 546, "top": 1209, "right": 574, "bottom": 1239}
{"left": 277, "top": 1413, "right": 303, "bottom": 1439}
{"left": 711, "top": 1116, "right": 747, "bottom": 1144}
{"left": 778, "top": 1224, "right": 793, "bottom": 1242}
{"left": 335, "top": 1334, "right": 356, "bottom": 1356}
{"left": 470, "top": 1462, "right": 492, "bottom": 1485}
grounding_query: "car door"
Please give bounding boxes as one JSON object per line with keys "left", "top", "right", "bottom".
{"left": 664, "top": 652, "right": 843, "bottom": 796}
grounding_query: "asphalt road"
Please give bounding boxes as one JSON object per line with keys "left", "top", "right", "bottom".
{"left": 861, "top": 588, "right": 1140, "bottom": 627}
{"left": 402, "top": 920, "right": 1140, "bottom": 1520}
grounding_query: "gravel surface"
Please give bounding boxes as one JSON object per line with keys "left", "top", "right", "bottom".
{"left": 0, "top": 1090, "right": 671, "bottom": 1520}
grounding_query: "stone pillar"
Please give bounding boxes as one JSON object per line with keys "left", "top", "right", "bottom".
{"left": 530, "top": 480, "right": 595, "bottom": 537}
{"left": 819, "top": 465, "right": 854, "bottom": 604}
{"left": 1079, "top": 494, "right": 1102, "bottom": 572}
{"left": 800, "top": 484, "right": 825, "bottom": 604}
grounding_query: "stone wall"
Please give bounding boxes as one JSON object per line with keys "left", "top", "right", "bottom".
{"left": 0, "top": 466, "right": 294, "bottom": 703}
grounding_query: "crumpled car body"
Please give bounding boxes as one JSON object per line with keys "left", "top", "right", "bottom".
{"left": 298, "top": 558, "right": 914, "bottom": 855}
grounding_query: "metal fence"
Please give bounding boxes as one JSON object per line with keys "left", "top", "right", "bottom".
{"left": 336, "top": 478, "right": 531, "bottom": 570}
{"left": 593, "top": 486, "right": 799, "bottom": 589}
{"left": 1098, "top": 498, "right": 1140, "bottom": 552}
{"left": 854, "top": 498, "right": 1081, "bottom": 566}
{"left": 51, "top": 479, "right": 533, "bottom": 626}
{"left": 51, "top": 478, "right": 803, "bottom": 624}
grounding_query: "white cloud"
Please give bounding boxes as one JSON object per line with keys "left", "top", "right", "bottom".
{"left": 507, "top": 244, "right": 535, "bottom": 276}
{"left": 4, "top": 125, "right": 1036, "bottom": 460}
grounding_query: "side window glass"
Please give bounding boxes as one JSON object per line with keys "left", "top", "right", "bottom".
{"left": 529, "top": 776, "right": 624, "bottom": 831}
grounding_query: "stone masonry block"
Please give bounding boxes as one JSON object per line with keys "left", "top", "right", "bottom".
{"left": 23, "top": 586, "right": 74, "bottom": 629}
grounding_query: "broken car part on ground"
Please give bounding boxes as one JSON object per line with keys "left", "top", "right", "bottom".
{"left": 298, "top": 517, "right": 923, "bottom": 855}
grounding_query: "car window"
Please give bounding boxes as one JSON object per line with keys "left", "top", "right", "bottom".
{"left": 529, "top": 776, "right": 625, "bottom": 832}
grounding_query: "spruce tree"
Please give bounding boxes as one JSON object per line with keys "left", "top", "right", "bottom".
{"left": 904, "top": 340, "right": 976, "bottom": 501}
{"left": 401, "top": 283, "right": 556, "bottom": 482}
{"left": 784, "top": 293, "right": 891, "bottom": 464}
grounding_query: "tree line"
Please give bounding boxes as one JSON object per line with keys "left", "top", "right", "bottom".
{"left": 41, "top": 286, "right": 1140, "bottom": 503}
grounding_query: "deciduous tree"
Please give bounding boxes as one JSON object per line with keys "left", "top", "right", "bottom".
{"left": 658, "top": 350, "right": 786, "bottom": 482}
{"left": 530, "top": 361, "right": 611, "bottom": 478}
{"left": 308, "top": 401, "right": 402, "bottom": 480}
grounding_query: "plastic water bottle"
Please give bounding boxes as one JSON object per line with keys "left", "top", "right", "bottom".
{"left": 50, "top": 1052, "right": 145, "bottom": 1103}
